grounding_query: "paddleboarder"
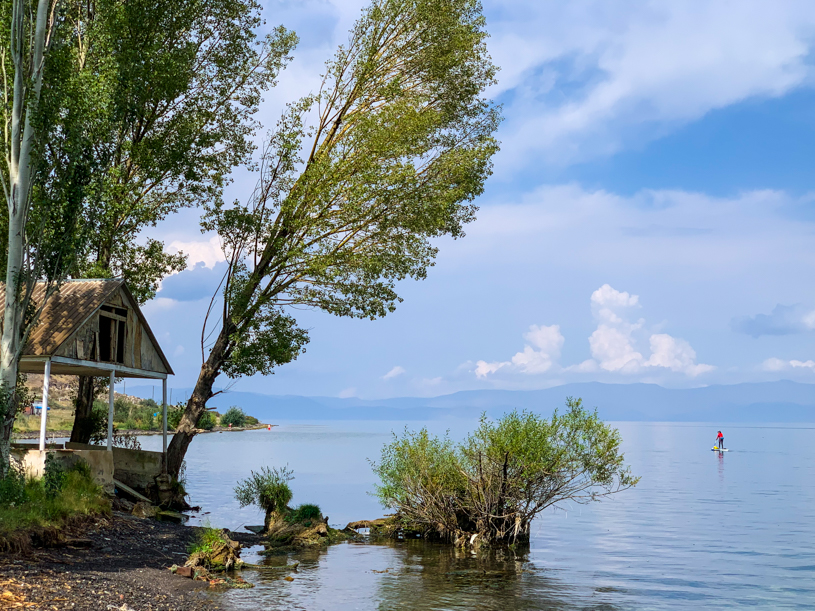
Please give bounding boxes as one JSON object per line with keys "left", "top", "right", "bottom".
{"left": 716, "top": 430, "right": 724, "bottom": 449}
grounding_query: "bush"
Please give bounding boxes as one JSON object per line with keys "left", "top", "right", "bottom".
{"left": 198, "top": 411, "right": 216, "bottom": 430}
{"left": 0, "top": 465, "right": 27, "bottom": 507}
{"left": 372, "top": 398, "right": 639, "bottom": 547}
{"left": 167, "top": 403, "right": 185, "bottom": 429}
{"left": 235, "top": 466, "right": 294, "bottom": 528}
{"left": 246, "top": 415, "right": 259, "bottom": 426}
{"left": 220, "top": 407, "right": 247, "bottom": 428}
{"left": 43, "top": 454, "right": 67, "bottom": 499}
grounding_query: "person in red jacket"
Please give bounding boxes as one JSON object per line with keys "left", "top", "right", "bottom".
{"left": 716, "top": 430, "right": 724, "bottom": 449}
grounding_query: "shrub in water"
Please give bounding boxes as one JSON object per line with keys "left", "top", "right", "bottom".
{"left": 220, "top": 406, "right": 247, "bottom": 428}
{"left": 235, "top": 466, "right": 294, "bottom": 528}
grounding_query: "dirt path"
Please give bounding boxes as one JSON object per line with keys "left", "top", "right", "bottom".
{"left": 0, "top": 512, "right": 261, "bottom": 611}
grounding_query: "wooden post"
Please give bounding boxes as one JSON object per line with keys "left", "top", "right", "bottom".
{"left": 162, "top": 377, "right": 168, "bottom": 473}
{"left": 107, "top": 370, "right": 115, "bottom": 451}
{"left": 38, "top": 359, "right": 51, "bottom": 451}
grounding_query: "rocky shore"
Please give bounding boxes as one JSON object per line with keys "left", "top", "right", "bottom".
{"left": 0, "top": 512, "right": 261, "bottom": 610}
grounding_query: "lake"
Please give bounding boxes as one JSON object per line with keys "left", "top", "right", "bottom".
{"left": 139, "top": 420, "right": 815, "bottom": 610}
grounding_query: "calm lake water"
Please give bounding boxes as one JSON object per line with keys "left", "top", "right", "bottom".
{"left": 138, "top": 420, "right": 815, "bottom": 610}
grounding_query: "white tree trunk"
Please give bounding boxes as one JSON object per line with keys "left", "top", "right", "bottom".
{"left": 0, "top": 0, "right": 58, "bottom": 468}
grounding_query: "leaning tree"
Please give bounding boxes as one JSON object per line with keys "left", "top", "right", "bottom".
{"left": 165, "top": 0, "right": 502, "bottom": 477}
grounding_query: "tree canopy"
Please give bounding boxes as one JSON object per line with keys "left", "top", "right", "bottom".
{"left": 166, "top": 0, "right": 502, "bottom": 477}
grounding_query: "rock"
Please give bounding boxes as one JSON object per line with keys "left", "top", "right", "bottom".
{"left": 244, "top": 525, "right": 264, "bottom": 534}
{"left": 175, "top": 566, "right": 194, "bottom": 578}
{"left": 156, "top": 510, "right": 185, "bottom": 523}
{"left": 131, "top": 502, "right": 157, "bottom": 519}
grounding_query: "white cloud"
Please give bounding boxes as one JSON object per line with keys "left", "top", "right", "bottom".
{"left": 338, "top": 387, "right": 357, "bottom": 398}
{"left": 583, "top": 285, "right": 714, "bottom": 377}
{"left": 476, "top": 285, "right": 712, "bottom": 379}
{"left": 382, "top": 366, "right": 406, "bottom": 380}
{"left": 491, "top": 0, "right": 815, "bottom": 170}
{"left": 475, "top": 324, "right": 564, "bottom": 378}
{"left": 762, "top": 358, "right": 815, "bottom": 372}
{"left": 169, "top": 235, "right": 225, "bottom": 270}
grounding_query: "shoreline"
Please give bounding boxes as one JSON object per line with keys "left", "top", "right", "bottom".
{"left": 12, "top": 423, "right": 274, "bottom": 440}
{"left": 0, "top": 511, "right": 262, "bottom": 610}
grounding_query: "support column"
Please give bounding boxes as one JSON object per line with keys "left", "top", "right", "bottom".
{"left": 107, "top": 370, "right": 115, "bottom": 451}
{"left": 38, "top": 359, "right": 51, "bottom": 451}
{"left": 162, "top": 377, "right": 168, "bottom": 473}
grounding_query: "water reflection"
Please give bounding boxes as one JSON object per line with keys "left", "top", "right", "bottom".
{"left": 226, "top": 539, "right": 620, "bottom": 611}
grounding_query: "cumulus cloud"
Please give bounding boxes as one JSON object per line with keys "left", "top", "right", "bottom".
{"left": 580, "top": 284, "right": 714, "bottom": 376}
{"left": 761, "top": 358, "right": 815, "bottom": 372}
{"left": 382, "top": 366, "right": 406, "bottom": 380}
{"left": 732, "top": 304, "right": 815, "bottom": 337}
{"left": 475, "top": 324, "right": 564, "bottom": 378}
{"left": 476, "top": 284, "right": 713, "bottom": 380}
{"left": 169, "top": 235, "right": 225, "bottom": 270}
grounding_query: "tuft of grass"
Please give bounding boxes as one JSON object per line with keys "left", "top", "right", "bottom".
{"left": 284, "top": 503, "right": 321, "bottom": 524}
{"left": 188, "top": 525, "right": 226, "bottom": 556}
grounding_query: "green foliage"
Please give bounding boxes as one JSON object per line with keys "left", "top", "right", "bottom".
{"left": 0, "top": 470, "right": 110, "bottom": 543}
{"left": 284, "top": 503, "right": 321, "bottom": 524}
{"left": 0, "top": 465, "right": 27, "bottom": 507}
{"left": 168, "top": 403, "right": 185, "bottom": 429}
{"left": 198, "top": 0, "right": 500, "bottom": 383}
{"left": 188, "top": 525, "right": 226, "bottom": 556}
{"left": 220, "top": 407, "right": 248, "bottom": 427}
{"left": 373, "top": 398, "right": 638, "bottom": 546}
{"left": 198, "top": 411, "right": 216, "bottom": 431}
{"left": 43, "top": 454, "right": 67, "bottom": 500}
{"left": 234, "top": 466, "right": 294, "bottom": 514}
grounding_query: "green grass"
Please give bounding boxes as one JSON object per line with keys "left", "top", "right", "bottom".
{"left": 0, "top": 470, "right": 110, "bottom": 551}
{"left": 284, "top": 503, "right": 322, "bottom": 524}
{"left": 188, "top": 525, "right": 226, "bottom": 556}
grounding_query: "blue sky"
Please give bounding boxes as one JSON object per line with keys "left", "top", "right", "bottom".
{"left": 141, "top": 0, "right": 815, "bottom": 398}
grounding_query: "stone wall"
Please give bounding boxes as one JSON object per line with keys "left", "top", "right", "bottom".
{"left": 9, "top": 446, "right": 114, "bottom": 490}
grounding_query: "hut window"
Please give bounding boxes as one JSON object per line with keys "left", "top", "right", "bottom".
{"left": 98, "top": 311, "right": 127, "bottom": 364}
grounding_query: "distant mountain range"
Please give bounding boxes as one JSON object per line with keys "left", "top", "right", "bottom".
{"left": 126, "top": 380, "right": 815, "bottom": 423}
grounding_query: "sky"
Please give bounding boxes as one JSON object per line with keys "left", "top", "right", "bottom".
{"left": 140, "top": 0, "right": 815, "bottom": 399}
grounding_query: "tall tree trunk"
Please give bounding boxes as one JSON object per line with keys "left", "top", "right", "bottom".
{"left": 70, "top": 375, "right": 96, "bottom": 444}
{"left": 165, "top": 326, "right": 232, "bottom": 478}
{"left": 0, "top": 0, "right": 59, "bottom": 471}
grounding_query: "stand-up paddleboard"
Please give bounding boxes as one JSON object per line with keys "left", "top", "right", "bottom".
{"left": 711, "top": 447, "right": 730, "bottom": 452}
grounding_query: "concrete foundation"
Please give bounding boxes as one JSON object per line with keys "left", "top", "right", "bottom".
{"left": 10, "top": 446, "right": 114, "bottom": 489}
{"left": 65, "top": 443, "right": 163, "bottom": 492}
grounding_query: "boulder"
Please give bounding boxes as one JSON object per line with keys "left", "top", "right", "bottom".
{"left": 131, "top": 502, "right": 158, "bottom": 519}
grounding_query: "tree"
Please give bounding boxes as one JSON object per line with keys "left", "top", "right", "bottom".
{"left": 372, "top": 399, "right": 639, "bottom": 547}
{"left": 220, "top": 406, "right": 247, "bottom": 427}
{"left": 0, "top": 0, "right": 69, "bottom": 465}
{"left": 165, "top": 0, "right": 501, "bottom": 477}
{"left": 57, "top": 0, "right": 297, "bottom": 444}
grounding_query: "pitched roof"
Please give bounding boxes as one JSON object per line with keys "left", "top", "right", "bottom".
{"left": 0, "top": 279, "right": 173, "bottom": 375}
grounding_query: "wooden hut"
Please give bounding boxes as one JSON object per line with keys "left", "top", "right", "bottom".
{"left": 2, "top": 278, "right": 173, "bottom": 457}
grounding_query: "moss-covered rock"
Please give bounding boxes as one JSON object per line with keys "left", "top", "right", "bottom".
{"left": 263, "top": 510, "right": 358, "bottom": 552}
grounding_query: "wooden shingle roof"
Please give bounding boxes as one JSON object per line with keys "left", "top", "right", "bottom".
{"left": 0, "top": 279, "right": 173, "bottom": 377}
{"left": 0, "top": 279, "right": 122, "bottom": 357}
